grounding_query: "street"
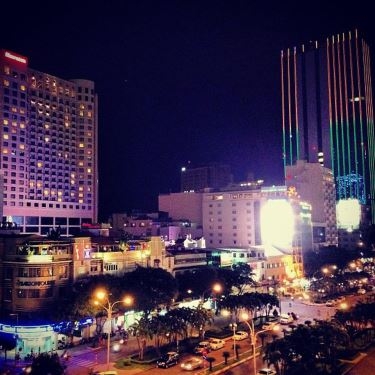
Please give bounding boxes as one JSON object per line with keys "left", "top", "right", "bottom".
{"left": 50, "top": 293, "right": 375, "bottom": 375}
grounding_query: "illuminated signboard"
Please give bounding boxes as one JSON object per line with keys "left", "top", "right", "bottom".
{"left": 261, "top": 199, "right": 295, "bottom": 248}
{"left": 336, "top": 199, "right": 361, "bottom": 230}
{"left": 3, "top": 50, "right": 28, "bottom": 64}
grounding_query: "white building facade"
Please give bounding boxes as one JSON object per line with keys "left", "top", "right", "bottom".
{"left": 285, "top": 160, "right": 338, "bottom": 248}
{"left": 0, "top": 49, "right": 98, "bottom": 235}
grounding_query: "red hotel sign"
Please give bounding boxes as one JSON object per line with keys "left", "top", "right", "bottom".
{"left": 2, "top": 50, "right": 28, "bottom": 66}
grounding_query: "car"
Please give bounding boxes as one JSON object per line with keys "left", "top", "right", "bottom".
{"left": 279, "top": 314, "right": 294, "bottom": 325}
{"left": 257, "top": 368, "right": 277, "bottom": 375}
{"left": 194, "top": 341, "right": 211, "bottom": 354}
{"left": 208, "top": 338, "right": 225, "bottom": 350}
{"left": 180, "top": 356, "right": 204, "bottom": 371}
{"left": 262, "top": 321, "right": 276, "bottom": 330}
{"left": 156, "top": 351, "right": 180, "bottom": 368}
{"left": 325, "top": 300, "right": 335, "bottom": 307}
{"left": 233, "top": 331, "right": 249, "bottom": 340}
{"left": 357, "top": 288, "right": 366, "bottom": 295}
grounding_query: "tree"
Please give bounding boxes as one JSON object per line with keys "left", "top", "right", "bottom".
{"left": 218, "top": 292, "right": 279, "bottom": 322}
{"left": 122, "top": 266, "right": 178, "bottom": 314}
{"left": 206, "top": 356, "right": 215, "bottom": 371}
{"left": 176, "top": 267, "right": 218, "bottom": 300}
{"left": 129, "top": 316, "right": 154, "bottom": 360}
{"left": 46, "top": 274, "right": 121, "bottom": 323}
{"left": 264, "top": 320, "right": 350, "bottom": 375}
{"left": 222, "top": 351, "right": 230, "bottom": 365}
{"left": 30, "top": 352, "right": 65, "bottom": 375}
{"left": 0, "top": 332, "right": 17, "bottom": 362}
{"left": 224, "top": 263, "right": 256, "bottom": 295}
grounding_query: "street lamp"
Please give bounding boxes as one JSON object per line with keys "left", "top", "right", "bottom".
{"left": 93, "top": 290, "right": 134, "bottom": 370}
{"left": 229, "top": 322, "right": 237, "bottom": 359}
{"left": 200, "top": 283, "right": 222, "bottom": 308}
{"left": 241, "top": 312, "right": 279, "bottom": 375}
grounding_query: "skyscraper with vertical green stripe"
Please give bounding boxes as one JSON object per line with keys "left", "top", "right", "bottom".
{"left": 281, "top": 30, "right": 375, "bottom": 223}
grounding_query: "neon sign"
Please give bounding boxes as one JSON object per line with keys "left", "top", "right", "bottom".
{"left": 4, "top": 51, "right": 27, "bottom": 64}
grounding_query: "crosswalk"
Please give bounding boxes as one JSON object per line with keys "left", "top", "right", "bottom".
{"left": 67, "top": 356, "right": 97, "bottom": 370}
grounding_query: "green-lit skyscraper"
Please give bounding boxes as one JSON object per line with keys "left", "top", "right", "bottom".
{"left": 281, "top": 30, "right": 375, "bottom": 223}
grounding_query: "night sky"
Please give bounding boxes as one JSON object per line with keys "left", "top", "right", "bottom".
{"left": 1, "top": 1, "right": 374, "bottom": 221}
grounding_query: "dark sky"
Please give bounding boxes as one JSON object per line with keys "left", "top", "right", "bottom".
{"left": 1, "top": 1, "right": 374, "bottom": 221}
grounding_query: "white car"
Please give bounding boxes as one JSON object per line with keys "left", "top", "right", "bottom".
{"left": 257, "top": 368, "right": 276, "bottom": 375}
{"left": 262, "top": 321, "right": 276, "bottom": 330}
{"left": 357, "top": 288, "right": 366, "bottom": 295}
{"left": 208, "top": 338, "right": 225, "bottom": 350}
{"left": 233, "top": 331, "right": 249, "bottom": 340}
{"left": 193, "top": 341, "right": 211, "bottom": 354}
{"left": 279, "top": 314, "right": 293, "bottom": 325}
{"left": 181, "top": 356, "right": 203, "bottom": 371}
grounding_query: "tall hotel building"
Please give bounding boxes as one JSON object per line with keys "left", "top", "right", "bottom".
{"left": 281, "top": 30, "right": 375, "bottom": 222}
{"left": 0, "top": 50, "right": 98, "bottom": 235}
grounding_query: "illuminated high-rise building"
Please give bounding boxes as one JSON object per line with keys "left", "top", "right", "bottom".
{"left": 0, "top": 49, "right": 98, "bottom": 235}
{"left": 281, "top": 30, "right": 375, "bottom": 222}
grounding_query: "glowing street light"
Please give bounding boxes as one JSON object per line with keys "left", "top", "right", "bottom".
{"left": 241, "top": 312, "right": 279, "bottom": 375}
{"left": 229, "top": 322, "right": 237, "bottom": 359}
{"left": 200, "top": 283, "right": 222, "bottom": 307}
{"left": 93, "top": 290, "right": 134, "bottom": 370}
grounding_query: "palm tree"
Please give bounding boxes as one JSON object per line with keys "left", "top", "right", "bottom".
{"left": 206, "top": 356, "right": 216, "bottom": 371}
{"left": 129, "top": 316, "right": 154, "bottom": 360}
{"left": 222, "top": 351, "right": 230, "bottom": 365}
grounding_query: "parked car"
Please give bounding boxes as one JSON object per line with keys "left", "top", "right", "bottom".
{"left": 208, "top": 338, "right": 225, "bottom": 350}
{"left": 262, "top": 321, "right": 276, "bottom": 330}
{"left": 233, "top": 331, "right": 249, "bottom": 340}
{"left": 257, "top": 368, "right": 277, "bottom": 375}
{"left": 180, "top": 356, "right": 203, "bottom": 371}
{"left": 194, "top": 341, "right": 211, "bottom": 354}
{"left": 279, "top": 314, "right": 293, "bottom": 325}
{"left": 156, "top": 351, "right": 180, "bottom": 368}
{"left": 357, "top": 288, "right": 366, "bottom": 295}
{"left": 325, "top": 300, "right": 335, "bottom": 307}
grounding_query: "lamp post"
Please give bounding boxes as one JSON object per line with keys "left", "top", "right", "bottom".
{"left": 200, "top": 283, "right": 222, "bottom": 308}
{"left": 229, "top": 322, "right": 237, "bottom": 359}
{"left": 241, "top": 312, "right": 279, "bottom": 375}
{"left": 201, "top": 283, "right": 222, "bottom": 302}
{"left": 93, "top": 290, "right": 133, "bottom": 370}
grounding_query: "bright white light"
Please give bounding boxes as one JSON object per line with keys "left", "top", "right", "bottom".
{"left": 261, "top": 199, "right": 294, "bottom": 248}
{"left": 336, "top": 199, "right": 361, "bottom": 230}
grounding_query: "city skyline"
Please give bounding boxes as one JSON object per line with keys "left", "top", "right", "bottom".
{"left": 1, "top": 1, "right": 374, "bottom": 221}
